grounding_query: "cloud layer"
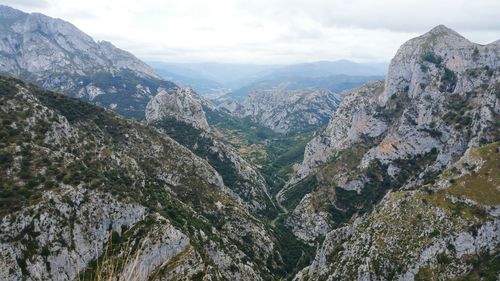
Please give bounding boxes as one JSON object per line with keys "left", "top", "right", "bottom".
{"left": 2, "top": 0, "right": 499, "bottom": 64}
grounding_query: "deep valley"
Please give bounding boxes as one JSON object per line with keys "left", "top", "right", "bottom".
{"left": 0, "top": 4, "right": 498, "bottom": 281}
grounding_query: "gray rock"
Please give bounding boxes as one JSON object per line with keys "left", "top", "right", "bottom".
{"left": 219, "top": 88, "right": 340, "bottom": 133}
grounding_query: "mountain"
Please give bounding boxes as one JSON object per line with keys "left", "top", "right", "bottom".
{"left": 0, "top": 3, "right": 277, "bottom": 219}
{"left": 0, "top": 76, "right": 289, "bottom": 280}
{"left": 149, "top": 62, "right": 281, "bottom": 92}
{"left": 0, "top": 5, "right": 176, "bottom": 119}
{"left": 144, "top": 89, "right": 275, "bottom": 213}
{"left": 147, "top": 62, "right": 231, "bottom": 98}
{"left": 281, "top": 25, "right": 500, "bottom": 280}
{"left": 218, "top": 88, "right": 341, "bottom": 134}
{"left": 267, "top": 60, "right": 388, "bottom": 78}
{"left": 150, "top": 61, "right": 387, "bottom": 101}
{"left": 217, "top": 60, "right": 387, "bottom": 101}
{"left": 0, "top": 7, "right": 498, "bottom": 280}
{"left": 219, "top": 74, "right": 382, "bottom": 101}
{"left": 296, "top": 143, "right": 499, "bottom": 280}
{"left": 146, "top": 87, "right": 211, "bottom": 131}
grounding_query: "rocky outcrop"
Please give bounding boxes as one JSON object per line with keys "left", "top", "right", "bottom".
{"left": 0, "top": 77, "right": 281, "bottom": 280}
{"left": 282, "top": 25, "right": 499, "bottom": 242}
{"left": 146, "top": 87, "right": 210, "bottom": 131}
{"left": 219, "top": 88, "right": 341, "bottom": 133}
{"left": 146, "top": 93, "right": 274, "bottom": 213}
{"left": 0, "top": 5, "right": 177, "bottom": 119}
{"left": 0, "top": 187, "right": 146, "bottom": 281}
{"left": 284, "top": 81, "right": 386, "bottom": 188}
{"left": 295, "top": 143, "right": 500, "bottom": 280}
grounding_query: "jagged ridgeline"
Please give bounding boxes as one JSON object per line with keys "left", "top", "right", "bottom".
{"left": 0, "top": 2, "right": 499, "bottom": 280}
{"left": 0, "top": 76, "right": 309, "bottom": 280}
{"left": 0, "top": 5, "right": 176, "bottom": 120}
{"left": 286, "top": 26, "right": 500, "bottom": 280}
{"left": 217, "top": 88, "right": 341, "bottom": 134}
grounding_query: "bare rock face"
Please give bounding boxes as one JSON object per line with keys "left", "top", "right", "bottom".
{"left": 284, "top": 81, "right": 387, "bottom": 189}
{"left": 288, "top": 26, "right": 499, "bottom": 191}
{"left": 0, "top": 187, "right": 147, "bottom": 281}
{"left": 283, "top": 25, "right": 499, "bottom": 246}
{"left": 146, "top": 87, "right": 210, "bottom": 131}
{"left": 0, "top": 5, "right": 176, "bottom": 119}
{"left": 0, "top": 5, "right": 158, "bottom": 78}
{"left": 219, "top": 88, "right": 341, "bottom": 133}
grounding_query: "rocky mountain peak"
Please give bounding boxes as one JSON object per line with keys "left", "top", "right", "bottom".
{"left": 0, "top": 5, "right": 176, "bottom": 118}
{"left": 380, "top": 24, "right": 497, "bottom": 104}
{"left": 145, "top": 87, "right": 210, "bottom": 131}
{"left": 426, "top": 24, "right": 465, "bottom": 37}
{"left": 0, "top": 4, "right": 25, "bottom": 18}
{"left": 283, "top": 25, "right": 499, "bottom": 244}
{"left": 413, "top": 24, "right": 471, "bottom": 50}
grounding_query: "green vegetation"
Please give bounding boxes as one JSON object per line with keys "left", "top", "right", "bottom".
{"left": 440, "top": 67, "right": 457, "bottom": 92}
{"left": 329, "top": 160, "right": 392, "bottom": 226}
{"left": 204, "top": 105, "right": 315, "bottom": 196}
{"left": 275, "top": 134, "right": 441, "bottom": 231}
{"left": 258, "top": 135, "right": 312, "bottom": 195}
{"left": 421, "top": 51, "right": 443, "bottom": 65}
{"left": 376, "top": 89, "right": 410, "bottom": 121}
{"left": 447, "top": 142, "right": 500, "bottom": 206}
{"left": 459, "top": 252, "right": 500, "bottom": 281}
{"left": 436, "top": 252, "right": 450, "bottom": 264}
{"left": 272, "top": 217, "right": 316, "bottom": 279}
{"left": 152, "top": 116, "right": 278, "bottom": 217}
{"left": 0, "top": 77, "right": 285, "bottom": 278}
{"left": 281, "top": 176, "right": 318, "bottom": 211}
{"left": 0, "top": 76, "right": 327, "bottom": 279}
{"left": 443, "top": 95, "right": 473, "bottom": 130}
{"left": 205, "top": 106, "right": 280, "bottom": 144}
{"left": 472, "top": 47, "right": 480, "bottom": 61}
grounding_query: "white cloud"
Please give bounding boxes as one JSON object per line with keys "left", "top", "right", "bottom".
{"left": 1, "top": 0, "right": 498, "bottom": 64}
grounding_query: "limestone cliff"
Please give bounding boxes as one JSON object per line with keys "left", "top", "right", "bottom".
{"left": 219, "top": 88, "right": 340, "bottom": 133}
{"left": 282, "top": 25, "right": 499, "bottom": 243}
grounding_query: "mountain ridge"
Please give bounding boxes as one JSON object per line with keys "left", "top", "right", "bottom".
{"left": 0, "top": 76, "right": 289, "bottom": 280}
{"left": 0, "top": 8, "right": 498, "bottom": 280}
{"left": 282, "top": 24, "right": 499, "bottom": 280}
{"left": 218, "top": 88, "right": 341, "bottom": 133}
{"left": 0, "top": 5, "right": 175, "bottom": 119}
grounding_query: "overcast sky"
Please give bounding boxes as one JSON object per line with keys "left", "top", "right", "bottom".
{"left": 2, "top": 0, "right": 500, "bottom": 64}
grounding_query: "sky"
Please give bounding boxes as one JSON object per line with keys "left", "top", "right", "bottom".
{"left": 1, "top": 0, "right": 500, "bottom": 64}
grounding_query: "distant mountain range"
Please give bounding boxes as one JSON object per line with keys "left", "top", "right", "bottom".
{"left": 149, "top": 60, "right": 388, "bottom": 100}
{"left": 221, "top": 74, "right": 383, "bottom": 101}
